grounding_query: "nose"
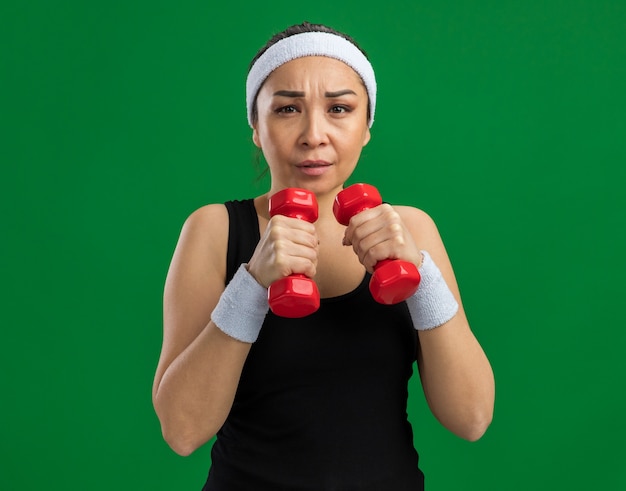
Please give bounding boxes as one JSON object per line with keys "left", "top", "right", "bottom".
{"left": 297, "top": 110, "right": 329, "bottom": 148}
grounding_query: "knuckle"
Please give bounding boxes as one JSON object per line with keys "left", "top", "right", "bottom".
{"left": 389, "top": 222, "right": 403, "bottom": 234}
{"left": 272, "top": 237, "right": 288, "bottom": 253}
{"left": 391, "top": 231, "right": 406, "bottom": 248}
{"left": 267, "top": 224, "right": 284, "bottom": 240}
{"left": 267, "top": 216, "right": 280, "bottom": 229}
{"left": 350, "top": 230, "right": 362, "bottom": 245}
{"left": 380, "top": 203, "right": 395, "bottom": 216}
{"left": 348, "top": 212, "right": 363, "bottom": 227}
{"left": 365, "top": 246, "right": 380, "bottom": 264}
{"left": 272, "top": 250, "right": 287, "bottom": 266}
{"left": 381, "top": 205, "right": 399, "bottom": 219}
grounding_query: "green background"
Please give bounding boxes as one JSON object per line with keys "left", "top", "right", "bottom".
{"left": 2, "top": 1, "right": 625, "bottom": 489}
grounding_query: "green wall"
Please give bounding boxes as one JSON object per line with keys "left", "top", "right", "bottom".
{"left": 2, "top": 1, "right": 625, "bottom": 489}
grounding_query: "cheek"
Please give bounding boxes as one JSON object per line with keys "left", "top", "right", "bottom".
{"left": 253, "top": 123, "right": 277, "bottom": 150}
{"left": 344, "top": 128, "right": 369, "bottom": 152}
{"left": 255, "top": 128, "right": 290, "bottom": 162}
{"left": 265, "top": 125, "right": 295, "bottom": 150}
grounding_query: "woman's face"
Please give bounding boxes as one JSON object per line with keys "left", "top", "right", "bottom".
{"left": 253, "top": 56, "right": 371, "bottom": 197}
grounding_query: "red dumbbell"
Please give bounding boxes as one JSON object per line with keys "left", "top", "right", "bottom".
{"left": 268, "top": 188, "right": 320, "bottom": 318}
{"left": 333, "top": 183, "right": 421, "bottom": 305}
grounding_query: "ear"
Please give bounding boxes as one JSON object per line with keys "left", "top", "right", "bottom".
{"left": 362, "top": 127, "right": 371, "bottom": 147}
{"left": 252, "top": 125, "right": 262, "bottom": 148}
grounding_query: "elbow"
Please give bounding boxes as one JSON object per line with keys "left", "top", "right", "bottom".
{"left": 433, "top": 398, "right": 494, "bottom": 442}
{"left": 456, "top": 408, "right": 493, "bottom": 442}
{"left": 160, "top": 417, "right": 218, "bottom": 456}
{"left": 154, "top": 402, "right": 218, "bottom": 457}
{"left": 162, "top": 426, "right": 204, "bottom": 457}
{"left": 460, "top": 418, "right": 491, "bottom": 442}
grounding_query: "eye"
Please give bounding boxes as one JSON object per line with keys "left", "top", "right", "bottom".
{"left": 276, "top": 105, "right": 298, "bottom": 114}
{"left": 329, "top": 105, "right": 350, "bottom": 114}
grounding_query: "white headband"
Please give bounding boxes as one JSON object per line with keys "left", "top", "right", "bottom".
{"left": 246, "top": 31, "right": 377, "bottom": 128}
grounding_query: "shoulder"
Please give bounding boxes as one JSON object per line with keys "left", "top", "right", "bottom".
{"left": 183, "top": 203, "right": 229, "bottom": 233}
{"left": 179, "top": 203, "right": 232, "bottom": 251}
{"left": 169, "top": 204, "right": 230, "bottom": 283}
{"left": 179, "top": 204, "right": 230, "bottom": 257}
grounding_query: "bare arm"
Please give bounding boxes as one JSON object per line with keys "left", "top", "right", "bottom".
{"left": 152, "top": 205, "right": 252, "bottom": 456}
{"left": 399, "top": 206, "right": 494, "bottom": 441}
{"left": 343, "top": 205, "right": 495, "bottom": 441}
{"left": 152, "top": 204, "right": 320, "bottom": 456}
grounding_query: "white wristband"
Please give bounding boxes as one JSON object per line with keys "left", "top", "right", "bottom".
{"left": 406, "top": 251, "right": 459, "bottom": 330}
{"left": 211, "top": 264, "right": 269, "bottom": 343}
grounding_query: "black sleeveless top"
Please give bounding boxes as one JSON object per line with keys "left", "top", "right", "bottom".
{"left": 203, "top": 199, "right": 424, "bottom": 491}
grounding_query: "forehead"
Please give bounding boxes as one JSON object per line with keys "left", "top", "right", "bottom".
{"left": 262, "top": 56, "right": 365, "bottom": 90}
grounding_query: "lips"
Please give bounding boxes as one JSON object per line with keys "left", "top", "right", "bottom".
{"left": 296, "top": 160, "right": 332, "bottom": 168}
{"left": 296, "top": 160, "right": 333, "bottom": 176}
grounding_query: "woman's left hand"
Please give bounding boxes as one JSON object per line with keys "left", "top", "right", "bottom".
{"left": 341, "top": 204, "right": 423, "bottom": 273}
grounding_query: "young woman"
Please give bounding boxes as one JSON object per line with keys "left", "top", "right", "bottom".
{"left": 153, "top": 22, "right": 495, "bottom": 490}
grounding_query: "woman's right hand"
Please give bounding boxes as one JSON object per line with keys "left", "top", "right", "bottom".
{"left": 247, "top": 215, "right": 319, "bottom": 288}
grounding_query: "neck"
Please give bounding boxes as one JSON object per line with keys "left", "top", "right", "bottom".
{"left": 316, "top": 190, "right": 342, "bottom": 222}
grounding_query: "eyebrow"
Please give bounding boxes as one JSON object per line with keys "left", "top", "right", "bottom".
{"left": 272, "top": 89, "right": 357, "bottom": 98}
{"left": 325, "top": 89, "right": 357, "bottom": 98}
{"left": 273, "top": 90, "right": 305, "bottom": 97}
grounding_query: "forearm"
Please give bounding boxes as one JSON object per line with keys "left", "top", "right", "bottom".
{"left": 153, "top": 323, "right": 251, "bottom": 455}
{"left": 417, "top": 317, "right": 495, "bottom": 441}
